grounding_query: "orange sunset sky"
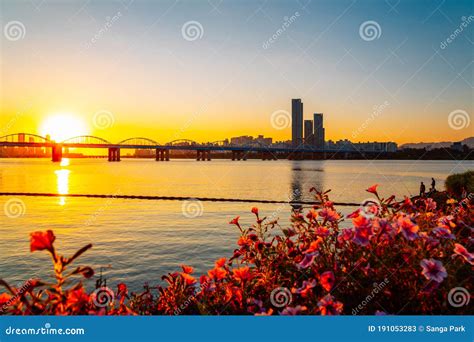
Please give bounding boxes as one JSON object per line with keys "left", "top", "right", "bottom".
{"left": 1, "top": 0, "right": 472, "bottom": 144}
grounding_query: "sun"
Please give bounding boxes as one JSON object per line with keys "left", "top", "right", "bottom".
{"left": 40, "top": 113, "right": 89, "bottom": 142}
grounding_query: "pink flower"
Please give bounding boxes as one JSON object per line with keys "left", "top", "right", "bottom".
{"left": 319, "top": 208, "right": 340, "bottom": 222}
{"left": 432, "top": 227, "right": 455, "bottom": 240}
{"left": 281, "top": 305, "right": 307, "bottom": 315}
{"left": 397, "top": 215, "right": 419, "bottom": 241}
{"left": 420, "top": 259, "right": 447, "bottom": 283}
{"left": 295, "top": 279, "right": 317, "bottom": 297}
{"left": 297, "top": 252, "right": 318, "bottom": 269}
{"left": 453, "top": 243, "right": 474, "bottom": 265}
{"left": 317, "top": 295, "right": 343, "bottom": 315}
{"left": 353, "top": 226, "right": 372, "bottom": 246}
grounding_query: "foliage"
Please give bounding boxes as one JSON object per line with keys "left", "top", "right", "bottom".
{"left": 1, "top": 186, "right": 473, "bottom": 315}
{"left": 445, "top": 170, "right": 474, "bottom": 197}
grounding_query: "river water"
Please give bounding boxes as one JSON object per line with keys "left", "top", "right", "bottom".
{"left": 0, "top": 158, "right": 471, "bottom": 290}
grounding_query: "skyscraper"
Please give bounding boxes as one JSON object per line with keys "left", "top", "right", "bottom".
{"left": 313, "top": 113, "right": 325, "bottom": 149}
{"left": 304, "top": 120, "right": 314, "bottom": 146}
{"left": 292, "top": 99, "right": 303, "bottom": 147}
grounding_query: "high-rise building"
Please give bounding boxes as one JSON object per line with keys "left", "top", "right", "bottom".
{"left": 304, "top": 120, "right": 314, "bottom": 146}
{"left": 292, "top": 99, "right": 303, "bottom": 147}
{"left": 313, "top": 113, "right": 325, "bottom": 149}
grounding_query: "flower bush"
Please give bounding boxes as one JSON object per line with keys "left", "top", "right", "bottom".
{"left": 1, "top": 186, "right": 472, "bottom": 315}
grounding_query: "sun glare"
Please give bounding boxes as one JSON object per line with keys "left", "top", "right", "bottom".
{"left": 40, "top": 113, "right": 89, "bottom": 142}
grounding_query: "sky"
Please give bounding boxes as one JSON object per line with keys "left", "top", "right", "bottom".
{"left": 0, "top": 0, "right": 473, "bottom": 144}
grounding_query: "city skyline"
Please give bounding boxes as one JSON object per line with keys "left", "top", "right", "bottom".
{"left": 1, "top": 0, "right": 473, "bottom": 144}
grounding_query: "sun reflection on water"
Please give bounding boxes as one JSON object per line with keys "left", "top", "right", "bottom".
{"left": 55, "top": 160, "right": 70, "bottom": 205}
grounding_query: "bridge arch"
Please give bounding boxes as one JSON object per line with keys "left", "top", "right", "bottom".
{"left": 61, "top": 135, "right": 112, "bottom": 145}
{"left": 117, "top": 137, "right": 160, "bottom": 146}
{"left": 0, "top": 133, "right": 49, "bottom": 143}
{"left": 166, "top": 139, "right": 199, "bottom": 146}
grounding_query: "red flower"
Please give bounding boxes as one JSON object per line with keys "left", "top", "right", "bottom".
{"left": 251, "top": 207, "right": 259, "bottom": 215}
{"left": 117, "top": 283, "right": 128, "bottom": 296}
{"left": 30, "top": 230, "right": 55, "bottom": 254}
{"left": 453, "top": 243, "right": 474, "bottom": 265}
{"left": 229, "top": 216, "right": 240, "bottom": 225}
{"left": 0, "top": 293, "right": 12, "bottom": 307}
{"left": 232, "top": 266, "right": 252, "bottom": 283}
{"left": 320, "top": 271, "right": 335, "bottom": 291}
{"left": 208, "top": 267, "right": 227, "bottom": 280}
{"left": 366, "top": 184, "right": 378, "bottom": 195}
{"left": 304, "top": 237, "right": 323, "bottom": 253}
{"left": 181, "top": 265, "right": 194, "bottom": 274}
{"left": 181, "top": 272, "right": 196, "bottom": 285}
{"left": 66, "top": 287, "right": 89, "bottom": 309}
{"left": 215, "top": 257, "right": 226, "bottom": 268}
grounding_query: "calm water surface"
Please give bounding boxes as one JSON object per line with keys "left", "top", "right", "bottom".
{"left": 0, "top": 158, "right": 472, "bottom": 290}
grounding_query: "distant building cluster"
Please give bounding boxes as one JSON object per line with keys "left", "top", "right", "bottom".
{"left": 290, "top": 98, "right": 397, "bottom": 152}
{"left": 326, "top": 139, "right": 397, "bottom": 153}
{"left": 292, "top": 98, "right": 325, "bottom": 148}
{"left": 229, "top": 135, "right": 272, "bottom": 147}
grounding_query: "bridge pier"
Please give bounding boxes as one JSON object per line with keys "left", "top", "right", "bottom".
{"left": 51, "top": 144, "right": 63, "bottom": 162}
{"left": 262, "top": 152, "right": 275, "bottom": 160}
{"left": 155, "top": 149, "right": 170, "bottom": 161}
{"left": 233, "top": 151, "right": 244, "bottom": 160}
{"left": 197, "top": 150, "right": 211, "bottom": 161}
{"left": 108, "top": 147, "right": 120, "bottom": 162}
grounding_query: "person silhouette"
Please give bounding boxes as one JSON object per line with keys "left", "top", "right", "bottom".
{"left": 420, "top": 182, "right": 426, "bottom": 197}
{"left": 431, "top": 178, "right": 436, "bottom": 192}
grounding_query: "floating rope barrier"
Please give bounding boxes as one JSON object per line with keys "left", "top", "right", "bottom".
{"left": 0, "top": 192, "right": 362, "bottom": 206}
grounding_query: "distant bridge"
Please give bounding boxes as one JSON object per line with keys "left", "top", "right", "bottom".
{"left": 0, "top": 133, "right": 386, "bottom": 162}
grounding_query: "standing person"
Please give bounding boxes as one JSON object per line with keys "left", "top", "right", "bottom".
{"left": 420, "top": 182, "right": 426, "bottom": 197}
{"left": 431, "top": 178, "right": 436, "bottom": 192}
